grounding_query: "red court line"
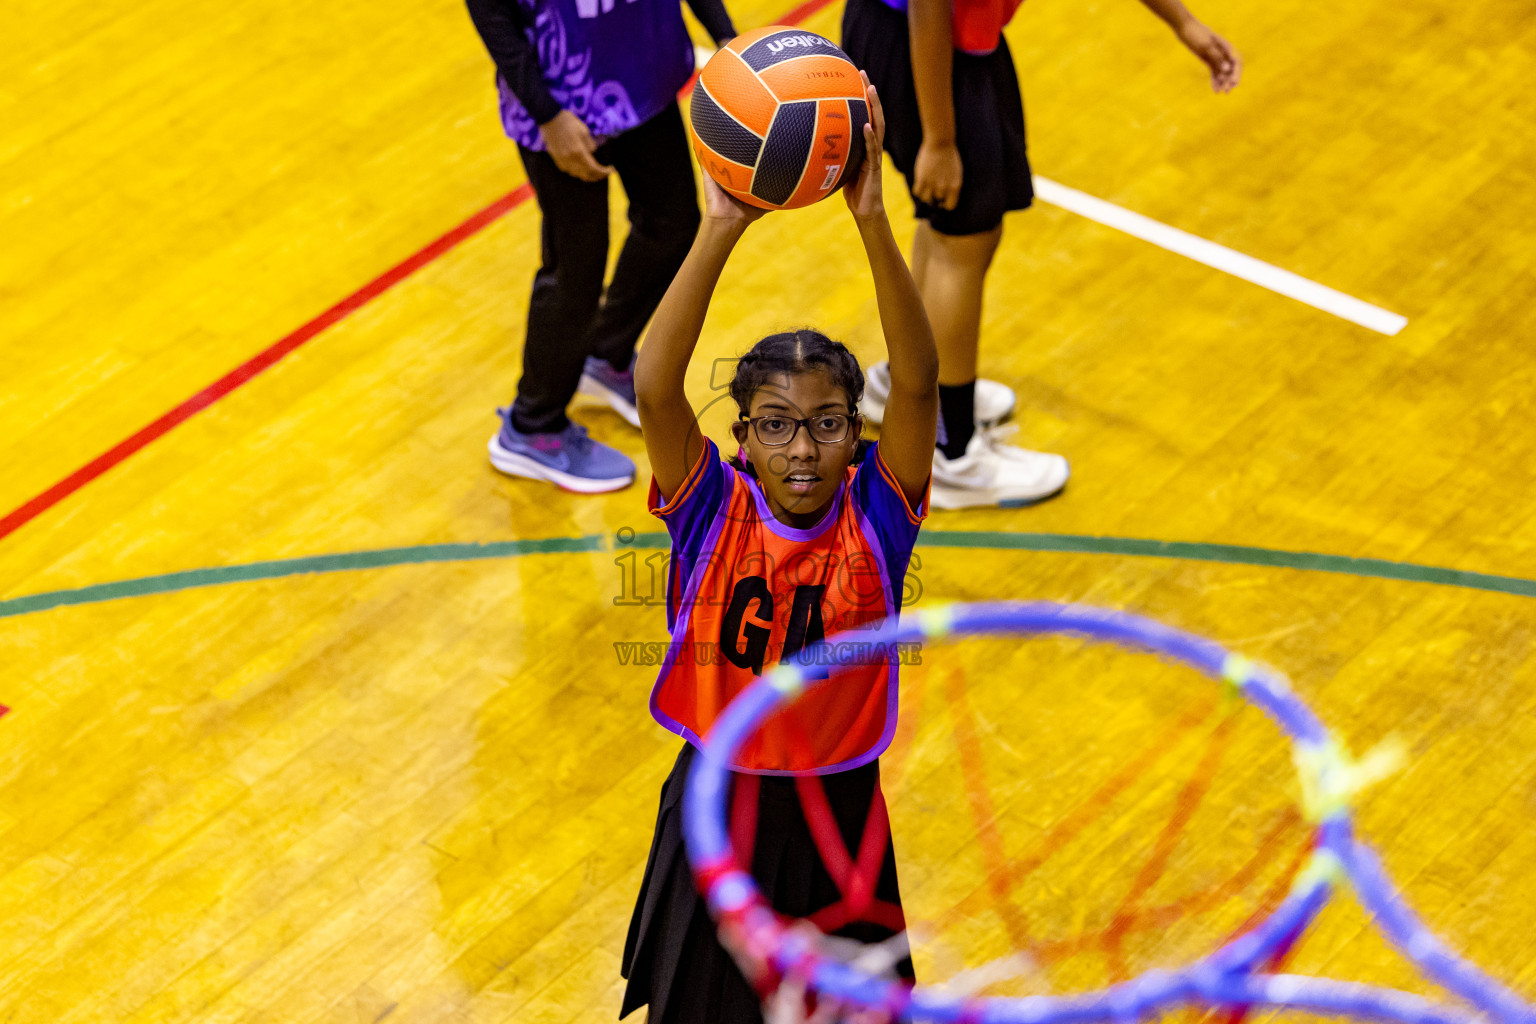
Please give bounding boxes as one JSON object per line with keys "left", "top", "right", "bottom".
{"left": 0, "top": 184, "right": 533, "bottom": 543}
{"left": 0, "top": 0, "right": 843, "bottom": 545}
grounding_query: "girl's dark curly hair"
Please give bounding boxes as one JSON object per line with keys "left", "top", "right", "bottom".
{"left": 728, "top": 329, "right": 864, "bottom": 415}
{"left": 728, "top": 329, "right": 870, "bottom": 476}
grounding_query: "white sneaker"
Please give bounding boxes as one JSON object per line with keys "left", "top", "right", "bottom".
{"left": 929, "top": 429, "right": 1069, "bottom": 509}
{"left": 860, "top": 361, "right": 1016, "bottom": 427}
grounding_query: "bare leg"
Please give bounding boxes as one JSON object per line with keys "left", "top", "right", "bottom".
{"left": 915, "top": 217, "right": 1067, "bottom": 508}
{"left": 915, "top": 223, "right": 1003, "bottom": 386}
{"left": 910, "top": 218, "right": 934, "bottom": 294}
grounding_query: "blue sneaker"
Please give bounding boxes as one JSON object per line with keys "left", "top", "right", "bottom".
{"left": 487, "top": 409, "right": 635, "bottom": 493}
{"left": 577, "top": 356, "right": 640, "bottom": 428}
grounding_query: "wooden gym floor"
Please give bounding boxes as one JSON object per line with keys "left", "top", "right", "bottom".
{"left": 2, "top": 0, "right": 1534, "bottom": 1019}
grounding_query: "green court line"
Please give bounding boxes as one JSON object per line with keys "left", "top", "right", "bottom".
{"left": 0, "top": 537, "right": 602, "bottom": 619}
{"left": 3, "top": 530, "right": 1534, "bottom": 621}
{"left": 915, "top": 532, "right": 1536, "bottom": 597}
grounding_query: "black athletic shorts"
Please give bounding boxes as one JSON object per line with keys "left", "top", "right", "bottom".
{"left": 841, "top": 0, "right": 1033, "bottom": 236}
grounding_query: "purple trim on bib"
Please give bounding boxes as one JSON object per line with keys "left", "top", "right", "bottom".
{"left": 649, "top": 461, "right": 737, "bottom": 742}
{"left": 747, "top": 473, "right": 844, "bottom": 542}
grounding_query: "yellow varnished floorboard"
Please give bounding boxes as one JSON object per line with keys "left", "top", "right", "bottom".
{"left": 3, "top": 0, "right": 1535, "bottom": 1018}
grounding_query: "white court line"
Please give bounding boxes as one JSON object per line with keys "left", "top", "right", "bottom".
{"left": 1032, "top": 176, "right": 1409, "bottom": 336}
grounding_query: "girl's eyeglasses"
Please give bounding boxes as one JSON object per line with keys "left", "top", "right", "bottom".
{"left": 741, "top": 413, "right": 854, "bottom": 447}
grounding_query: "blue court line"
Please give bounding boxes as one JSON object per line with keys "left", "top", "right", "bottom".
{"left": 2, "top": 531, "right": 1534, "bottom": 621}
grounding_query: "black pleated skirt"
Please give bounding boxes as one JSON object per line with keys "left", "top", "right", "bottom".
{"left": 620, "top": 742, "right": 914, "bottom": 1022}
{"left": 841, "top": 0, "right": 1034, "bottom": 236}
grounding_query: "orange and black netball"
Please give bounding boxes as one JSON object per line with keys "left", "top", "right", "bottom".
{"left": 689, "top": 26, "right": 868, "bottom": 210}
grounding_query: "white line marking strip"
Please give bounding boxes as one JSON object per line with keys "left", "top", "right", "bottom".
{"left": 1033, "top": 176, "right": 1409, "bottom": 336}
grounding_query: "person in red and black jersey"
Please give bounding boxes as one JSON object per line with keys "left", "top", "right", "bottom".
{"left": 842, "top": 0, "right": 1239, "bottom": 509}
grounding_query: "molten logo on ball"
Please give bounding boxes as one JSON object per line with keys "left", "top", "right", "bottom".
{"left": 764, "top": 34, "right": 827, "bottom": 53}
{"left": 689, "top": 26, "right": 868, "bottom": 211}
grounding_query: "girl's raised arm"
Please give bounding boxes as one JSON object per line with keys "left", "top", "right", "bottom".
{"left": 634, "top": 182, "right": 763, "bottom": 501}
{"left": 844, "top": 77, "right": 940, "bottom": 507}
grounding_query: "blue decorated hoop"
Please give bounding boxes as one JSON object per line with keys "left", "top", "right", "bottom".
{"left": 682, "top": 601, "right": 1536, "bottom": 1024}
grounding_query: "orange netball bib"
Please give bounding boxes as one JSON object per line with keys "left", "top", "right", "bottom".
{"left": 647, "top": 441, "right": 926, "bottom": 775}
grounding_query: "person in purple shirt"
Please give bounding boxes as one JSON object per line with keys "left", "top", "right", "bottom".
{"left": 467, "top": 0, "right": 736, "bottom": 492}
